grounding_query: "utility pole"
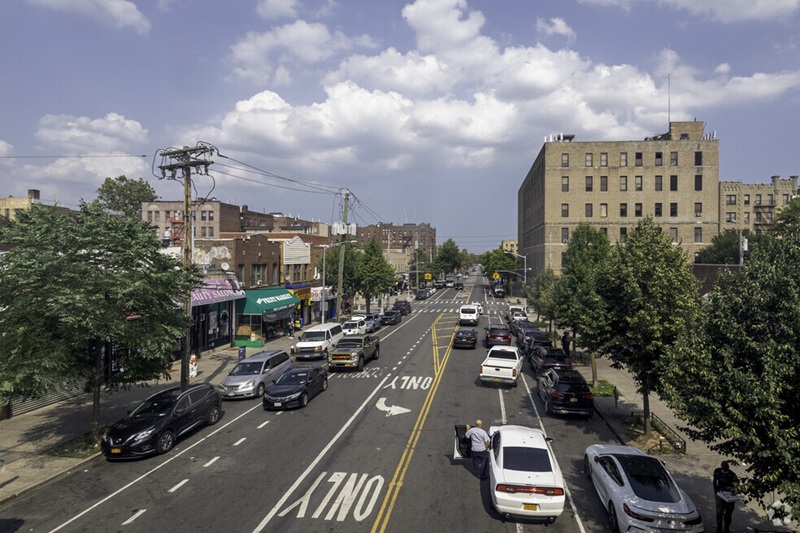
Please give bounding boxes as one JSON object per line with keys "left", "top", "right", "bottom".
{"left": 158, "top": 145, "right": 214, "bottom": 390}
{"left": 335, "top": 190, "right": 350, "bottom": 321}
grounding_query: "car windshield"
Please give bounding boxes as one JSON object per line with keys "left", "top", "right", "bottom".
{"left": 300, "top": 331, "right": 325, "bottom": 341}
{"left": 337, "top": 339, "right": 363, "bottom": 348}
{"left": 229, "top": 362, "right": 262, "bottom": 376}
{"left": 457, "top": 331, "right": 474, "bottom": 337}
{"left": 129, "top": 393, "right": 179, "bottom": 418}
{"left": 276, "top": 372, "right": 308, "bottom": 385}
{"left": 615, "top": 455, "right": 681, "bottom": 503}
{"left": 503, "top": 446, "right": 552, "bottom": 472}
{"left": 343, "top": 322, "right": 359, "bottom": 329}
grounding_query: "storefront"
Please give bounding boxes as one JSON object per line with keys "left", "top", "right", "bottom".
{"left": 235, "top": 286, "right": 300, "bottom": 346}
{"left": 310, "top": 286, "right": 336, "bottom": 322}
{"left": 191, "top": 278, "right": 245, "bottom": 353}
{"left": 286, "top": 283, "right": 311, "bottom": 330}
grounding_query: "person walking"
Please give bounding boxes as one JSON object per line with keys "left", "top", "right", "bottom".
{"left": 561, "top": 331, "right": 571, "bottom": 357}
{"left": 713, "top": 460, "right": 739, "bottom": 533}
{"left": 465, "top": 419, "right": 490, "bottom": 479}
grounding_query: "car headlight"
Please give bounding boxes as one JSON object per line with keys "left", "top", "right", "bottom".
{"left": 286, "top": 391, "right": 303, "bottom": 399}
{"left": 240, "top": 380, "right": 256, "bottom": 390}
{"left": 133, "top": 428, "right": 156, "bottom": 442}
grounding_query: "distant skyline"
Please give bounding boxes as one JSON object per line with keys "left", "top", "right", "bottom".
{"left": 1, "top": 0, "right": 798, "bottom": 252}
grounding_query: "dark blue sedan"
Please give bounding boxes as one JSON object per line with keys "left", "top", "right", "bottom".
{"left": 263, "top": 366, "right": 328, "bottom": 410}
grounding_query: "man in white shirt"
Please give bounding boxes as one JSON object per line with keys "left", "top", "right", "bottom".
{"left": 465, "top": 419, "right": 490, "bottom": 479}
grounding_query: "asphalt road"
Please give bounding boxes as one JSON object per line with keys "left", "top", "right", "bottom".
{"left": 0, "top": 275, "right": 624, "bottom": 533}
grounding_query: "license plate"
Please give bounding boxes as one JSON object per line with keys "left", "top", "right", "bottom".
{"left": 228, "top": 392, "right": 235, "bottom": 397}
{"left": 274, "top": 402, "right": 282, "bottom": 407}
{"left": 570, "top": 397, "right": 578, "bottom": 402}
{"left": 111, "top": 448, "right": 121, "bottom": 454}
{"left": 523, "top": 503, "right": 539, "bottom": 511}
{"left": 494, "top": 377, "right": 500, "bottom": 382}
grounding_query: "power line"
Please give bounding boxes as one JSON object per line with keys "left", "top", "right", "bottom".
{"left": 0, "top": 154, "right": 148, "bottom": 159}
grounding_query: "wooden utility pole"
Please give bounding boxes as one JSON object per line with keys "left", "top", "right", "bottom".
{"left": 158, "top": 145, "right": 214, "bottom": 390}
{"left": 335, "top": 190, "right": 350, "bottom": 321}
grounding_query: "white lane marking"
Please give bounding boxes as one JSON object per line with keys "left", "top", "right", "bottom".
{"left": 251, "top": 374, "right": 391, "bottom": 532}
{"left": 519, "top": 373, "right": 587, "bottom": 533}
{"left": 121, "top": 509, "right": 146, "bottom": 525}
{"left": 233, "top": 438, "right": 247, "bottom": 446}
{"left": 498, "top": 388, "right": 507, "bottom": 424}
{"left": 168, "top": 479, "right": 189, "bottom": 493}
{"left": 203, "top": 457, "right": 220, "bottom": 467}
{"left": 50, "top": 403, "right": 264, "bottom": 532}
{"left": 258, "top": 420, "right": 271, "bottom": 429}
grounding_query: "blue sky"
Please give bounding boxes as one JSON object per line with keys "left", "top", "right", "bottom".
{"left": 1, "top": 0, "right": 798, "bottom": 252}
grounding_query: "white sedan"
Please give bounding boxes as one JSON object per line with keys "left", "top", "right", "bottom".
{"left": 471, "top": 302, "right": 484, "bottom": 315}
{"left": 487, "top": 425, "right": 565, "bottom": 523}
{"left": 583, "top": 444, "right": 704, "bottom": 532}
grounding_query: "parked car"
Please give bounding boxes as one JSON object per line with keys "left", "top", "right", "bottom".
{"left": 537, "top": 368, "right": 593, "bottom": 416}
{"left": 488, "top": 425, "right": 565, "bottom": 523}
{"left": 263, "top": 366, "right": 328, "bottom": 410}
{"left": 493, "top": 286, "right": 506, "bottom": 298}
{"left": 583, "top": 445, "right": 704, "bottom": 532}
{"left": 328, "top": 334, "right": 380, "bottom": 371}
{"left": 101, "top": 383, "right": 221, "bottom": 459}
{"left": 524, "top": 330, "right": 554, "bottom": 356}
{"left": 517, "top": 326, "right": 542, "bottom": 351}
{"left": 393, "top": 299, "right": 412, "bottom": 315}
{"left": 452, "top": 328, "right": 478, "bottom": 349}
{"left": 434, "top": 280, "right": 446, "bottom": 289}
{"left": 529, "top": 347, "right": 573, "bottom": 374}
{"left": 218, "top": 350, "right": 292, "bottom": 399}
{"left": 484, "top": 324, "right": 513, "bottom": 347}
{"left": 454, "top": 281, "right": 464, "bottom": 290}
{"left": 415, "top": 289, "right": 429, "bottom": 300}
{"left": 505, "top": 305, "right": 526, "bottom": 322}
{"left": 459, "top": 305, "right": 480, "bottom": 326}
{"left": 342, "top": 319, "right": 367, "bottom": 336}
{"left": 381, "top": 309, "right": 402, "bottom": 325}
{"left": 293, "top": 323, "right": 344, "bottom": 360}
{"left": 479, "top": 345, "right": 524, "bottom": 387}
{"left": 510, "top": 319, "right": 535, "bottom": 337}
{"left": 471, "top": 302, "right": 484, "bottom": 315}
{"left": 364, "top": 312, "right": 382, "bottom": 333}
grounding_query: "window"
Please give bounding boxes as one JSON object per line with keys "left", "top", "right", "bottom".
{"left": 147, "top": 210, "right": 153, "bottom": 222}
{"left": 600, "top": 176, "right": 608, "bottom": 192}
{"left": 744, "top": 212, "right": 750, "bottom": 223}
{"left": 694, "top": 175, "right": 703, "bottom": 191}
{"left": 600, "top": 203, "right": 608, "bottom": 218}
{"left": 655, "top": 175, "right": 663, "bottom": 191}
{"left": 635, "top": 152, "right": 643, "bottom": 166}
{"left": 695, "top": 203, "right": 703, "bottom": 217}
{"left": 620, "top": 152, "right": 628, "bottom": 166}
{"left": 585, "top": 153, "right": 593, "bottom": 167}
{"left": 585, "top": 176, "right": 593, "bottom": 192}
{"left": 208, "top": 210, "right": 215, "bottom": 221}
{"left": 670, "top": 151, "right": 678, "bottom": 166}
{"left": 201, "top": 227, "right": 207, "bottom": 237}
{"left": 561, "top": 204, "right": 569, "bottom": 217}
{"left": 635, "top": 203, "right": 642, "bottom": 217}
{"left": 561, "top": 228, "right": 569, "bottom": 243}
{"left": 620, "top": 176, "right": 628, "bottom": 191}
{"left": 670, "top": 175, "right": 678, "bottom": 191}
{"left": 694, "top": 227, "right": 703, "bottom": 243}
{"left": 600, "top": 227, "right": 608, "bottom": 236}
{"left": 655, "top": 152, "right": 663, "bottom": 166}
{"left": 755, "top": 194, "right": 762, "bottom": 205}
{"left": 209, "top": 227, "right": 214, "bottom": 237}
{"left": 655, "top": 203, "right": 663, "bottom": 217}
{"left": 201, "top": 211, "right": 207, "bottom": 221}
{"left": 694, "top": 151, "right": 703, "bottom": 165}
{"left": 744, "top": 194, "right": 750, "bottom": 206}
{"left": 726, "top": 212, "right": 737, "bottom": 223}
{"left": 635, "top": 175, "right": 643, "bottom": 191}
{"left": 670, "top": 203, "right": 678, "bottom": 217}
{"left": 619, "top": 227, "right": 628, "bottom": 243}
{"left": 783, "top": 194, "right": 790, "bottom": 205}
{"left": 670, "top": 228, "right": 678, "bottom": 243}
{"left": 561, "top": 153, "right": 569, "bottom": 167}
{"left": 726, "top": 195, "right": 737, "bottom": 206}
{"left": 620, "top": 203, "right": 628, "bottom": 217}
{"left": 585, "top": 203, "right": 593, "bottom": 217}
{"left": 755, "top": 212, "right": 762, "bottom": 223}
{"left": 766, "top": 212, "right": 773, "bottom": 223}
{"left": 562, "top": 176, "right": 569, "bottom": 192}
{"left": 767, "top": 194, "right": 774, "bottom": 206}
{"left": 600, "top": 153, "right": 608, "bottom": 167}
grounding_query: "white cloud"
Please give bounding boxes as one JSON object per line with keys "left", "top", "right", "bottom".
{"left": 536, "top": 17, "right": 577, "bottom": 43}
{"left": 256, "top": 0, "right": 299, "bottom": 20}
{"left": 715, "top": 63, "right": 731, "bottom": 74}
{"left": 35, "top": 113, "right": 148, "bottom": 153}
{"left": 577, "top": 0, "right": 800, "bottom": 22}
{"left": 0, "top": 140, "right": 14, "bottom": 157}
{"left": 27, "top": 0, "right": 151, "bottom": 34}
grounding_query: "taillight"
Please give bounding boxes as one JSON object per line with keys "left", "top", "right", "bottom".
{"left": 550, "top": 391, "right": 566, "bottom": 399}
{"left": 495, "top": 484, "right": 564, "bottom": 496}
{"left": 480, "top": 365, "right": 484, "bottom": 373}
{"left": 512, "top": 368, "right": 517, "bottom": 377}
{"left": 684, "top": 514, "right": 703, "bottom": 526}
{"left": 582, "top": 393, "right": 594, "bottom": 400}
{"left": 623, "top": 503, "right": 655, "bottom": 522}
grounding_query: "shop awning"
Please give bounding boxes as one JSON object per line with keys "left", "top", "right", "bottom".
{"left": 236, "top": 287, "right": 300, "bottom": 315}
{"left": 192, "top": 278, "right": 245, "bottom": 307}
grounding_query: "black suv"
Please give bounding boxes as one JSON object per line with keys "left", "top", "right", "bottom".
{"left": 393, "top": 300, "right": 412, "bottom": 315}
{"left": 102, "top": 383, "right": 222, "bottom": 459}
{"left": 537, "top": 368, "right": 593, "bottom": 416}
{"left": 529, "top": 346, "right": 573, "bottom": 374}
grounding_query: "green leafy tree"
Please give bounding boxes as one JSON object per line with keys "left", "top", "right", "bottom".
{"left": 0, "top": 203, "right": 200, "bottom": 438}
{"left": 479, "top": 248, "right": 517, "bottom": 285}
{"left": 434, "top": 239, "right": 461, "bottom": 277}
{"left": 409, "top": 247, "right": 434, "bottom": 287}
{"left": 94, "top": 175, "right": 158, "bottom": 218}
{"left": 316, "top": 241, "right": 363, "bottom": 298}
{"left": 696, "top": 228, "right": 767, "bottom": 264}
{"left": 526, "top": 268, "right": 559, "bottom": 324}
{"left": 662, "top": 204, "right": 800, "bottom": 513}
{"left": 596, "top": 217, "right": 701, "bottom": 435}
{"left": 356, "top": 238, "right": 397, "bottom": 312}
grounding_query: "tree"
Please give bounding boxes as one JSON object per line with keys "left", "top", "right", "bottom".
{"left": 596, "top": 217, "right": 701, "bottom": 436}
{"left": 661, "top": 203, "right": 800, "bottom": 513}
{"left": 696, "top": 228, "right": 767, "bottom": 264}
{"left": 434, "top": 239, "right": 461, "bottom": 277}
{"left": 316, "top": 242, "right": 362, "bottom": 299}
{"left": 526, "top": 269, "right": 559, "bottom": 324}
{"left": 356, "top": 238, "right": 397, "bottom": 312}
{"left": 0, "top": 203, "right": 200, "bottom": 439}
{"left": 94, "top": 175, "right": 158, "bottom": 218}
{"left": 479, "top": 248, "right": 517, "bottom": 285}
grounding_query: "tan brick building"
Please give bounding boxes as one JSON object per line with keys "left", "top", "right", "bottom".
{"left": 354, "top": 222, "right": 437, "bottom": 272}
{"left": 518, "top": 121, "right": 721, "bottom": 274}
{"left": 719, "top": 175, "right": 798, "bottom": 234}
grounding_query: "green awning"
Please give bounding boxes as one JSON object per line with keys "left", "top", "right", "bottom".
{"left": 236, "top": 287, "right": 300, "bottom": 315}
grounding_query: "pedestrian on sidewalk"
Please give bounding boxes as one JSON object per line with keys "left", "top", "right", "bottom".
{"left": 713, "top": 460, "right": 739, "bottom": 533}
{"left": 465, "top": 419, "right": 490, "bottom": 479}
{"left": 561, "top": 331, "right": 572, "bottom": 357}
{"left": 189, "top": 353, "right": 198, "bottom": 378}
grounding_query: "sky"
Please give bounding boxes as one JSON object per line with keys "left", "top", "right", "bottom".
{"left": 1, "top": 0, "right": 799, "bottom": 253}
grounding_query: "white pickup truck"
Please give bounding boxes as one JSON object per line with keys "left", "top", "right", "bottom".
{"left": 479, "top": 346, "right": 523, "bottom": 387}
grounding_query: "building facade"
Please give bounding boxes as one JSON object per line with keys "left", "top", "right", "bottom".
{"left": 354, "top": 222, "right": 437, "bottom": 269}
{"left": 518, "top": 121, "right": 721, "bottom": 274}
{"left": 719, "top": 175, "right": 798, "bottom": 234}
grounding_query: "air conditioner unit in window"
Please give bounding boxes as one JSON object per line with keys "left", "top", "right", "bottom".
{"left": 695, "top": 212, "right": 702, "bottom": 217}
{"left": 562, "top": 239, "right": 569, "bottom": 244}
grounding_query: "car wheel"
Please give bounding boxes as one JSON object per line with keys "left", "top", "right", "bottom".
{"left": 358, "top": 357, "right": 364, "bottom": 372}
{"left": 157, "top": 430, "right": 175, "bottom": 454}
{"left": 608, "top": 502, "right": 620, "bottom": 533}
{"left": 322, "top": 378, "right": 328, "bottom": 391}
{"left": 373, "top": 346, "right": 380, "bottom": 360}
{"left": 207, "top": 404, "right": 221, "bottom": 426}
{"left": 512, "top": 377, "right": 518, "bottom": 388}
{"left": 583, "top": 454, "right": 591, "bottom": 480}
{"left": 322, "top": 349, "right": 328, "bottom": 360}
{"left": 256, "top": 382, "right": 266, "bottom": 398}
{"left": 300, "top": 392, "right": 309, "bottom": 408}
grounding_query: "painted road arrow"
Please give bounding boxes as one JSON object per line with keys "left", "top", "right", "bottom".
{"left": 376, "top": 398, "right": 411, "bottom": 417}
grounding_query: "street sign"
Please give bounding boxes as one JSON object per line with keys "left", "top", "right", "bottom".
{"left": 493, "top": 272, "right": 500, "bottom": 280}
{"left": 425, "top": 273, "right": 432, "bottom": 280}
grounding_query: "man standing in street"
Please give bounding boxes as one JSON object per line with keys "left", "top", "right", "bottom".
{"left": 561, "top": 331, "right": 571, "bottom": 357}
{"left": 713, "top": 460, "right": 739, "bottom": 533}
{"left": 465, "top": 419, "right": 490, "bottom": 479}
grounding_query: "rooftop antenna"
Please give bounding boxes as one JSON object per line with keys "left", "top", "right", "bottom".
{"left": 668, "top": 73, "right": 671, "bottom": 123}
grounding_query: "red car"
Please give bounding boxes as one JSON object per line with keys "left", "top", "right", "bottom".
{"left": 484, "top": 325, "right": 512, "bottom": 348}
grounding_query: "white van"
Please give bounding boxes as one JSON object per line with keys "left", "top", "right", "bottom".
{"left": 459, "top": 305, "right": 479, "bottom": 326}
{"left": 293, "top": 323, "right": 344, "bottom": 360}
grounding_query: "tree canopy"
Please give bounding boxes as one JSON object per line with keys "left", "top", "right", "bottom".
{"left": 94, "top": 175, "right": 158, "bottom": 218}
{"left": 434, "top": 238, "right": 461, "bottom": 277}
{"left": 356, "top": 238, "right": 397, "bottom": 312}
